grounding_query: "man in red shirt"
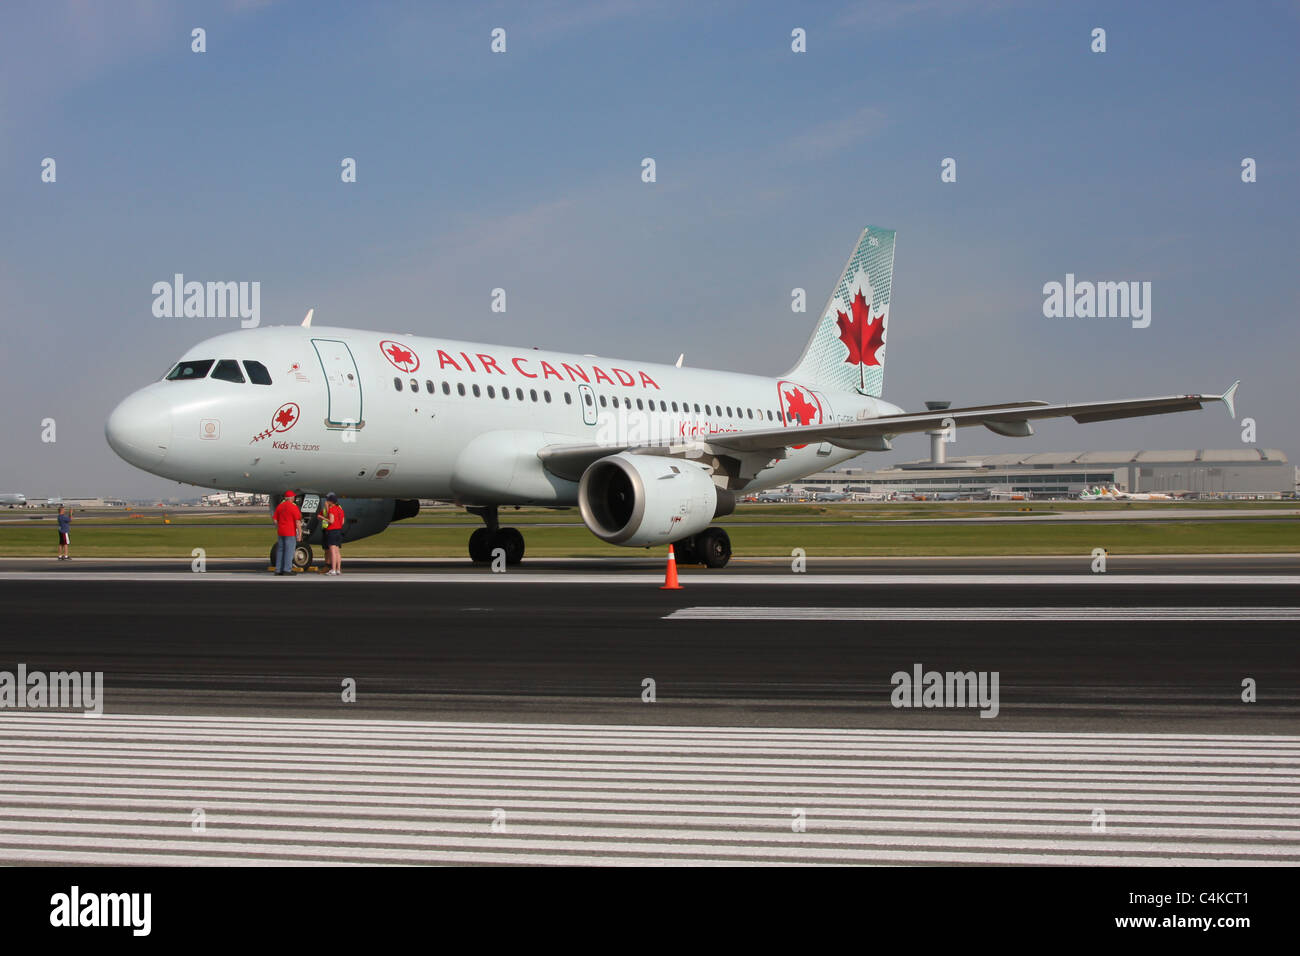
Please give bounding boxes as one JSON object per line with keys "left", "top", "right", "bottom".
{"left": 323, "top": 492, "right": 345, "bottom": 576}
{"left": 272, "top": 491, "right": 302, "bottom": 575}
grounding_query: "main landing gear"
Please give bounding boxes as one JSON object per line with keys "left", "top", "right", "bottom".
{"left": 467, "top": 505, "right": 525, "bottom": 566}
{"left": 673, "top": 527, "right": 732, "bottom": 568}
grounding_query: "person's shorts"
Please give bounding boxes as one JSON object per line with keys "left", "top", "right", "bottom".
{"left": 58, "top": 532, "right": 69, "bottom": 546}
{"left": 325, "top": 529, "right": 343, "bottom": 548}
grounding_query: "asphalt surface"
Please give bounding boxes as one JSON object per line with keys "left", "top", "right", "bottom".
{"left": 1, "top": 566, "right": 1297, "bottom": 733}
{"left": 3, "top": 563, "right": 1297, "bottom": 866}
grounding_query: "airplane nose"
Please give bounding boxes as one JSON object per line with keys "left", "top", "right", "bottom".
{"left": 105, "top": 391, "right": 172, "bottom": 469}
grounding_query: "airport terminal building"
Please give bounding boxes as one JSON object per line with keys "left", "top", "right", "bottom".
{"left": 793, "top": 448, "right": 1292, "bottom": 499}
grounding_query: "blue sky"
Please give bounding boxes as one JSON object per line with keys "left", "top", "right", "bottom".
{"left": 1, "top": 0, "right": 1296, "bottom": 498}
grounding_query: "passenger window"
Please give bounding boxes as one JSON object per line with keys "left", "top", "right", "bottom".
{"left": 544, "top": 391, "right": 552, "bottom": 403}
{"left": 726, "top": 406, "right": 733, "bottom": 417}
{"left": 747, "top": 408, "right": 753, "bottom": 419}
{"left": 457, "top": 383, "right": 466, "bottom": 396}
{"left": 503, "top": 387, "right": 510, "bottom": 399}
{"left": 211, "top": 360, "right": 245, "bottom": 383}
{"left": 472, "top": 384, "right": 481, "bottom": 397}
{"left": 442, "top": 382, "right": 450, "bottom": 395}
{"left": 671, "top": 402, "right": 678, "bottom": 412}
{"left": 636, "top": 399, "right": 644, "bottom": 411}
{"left": 394, "top": 377, "right": 403, "bottom": 391}
{"left": 165, "top": 359, "right": 214, "bottom": 381}
{"left": 565, "top": 392, "right": 573, "bottom": 405}
{"left": 243, "top": 361, "right": 272, "bottom": 385}
{"left": 694, "top": 403, "right": 701, "bottom": 414}
{"left": 516, "top": 388, "right": 524, "bottom": 401}
{"left": 410, "top": 379, "right": 419, "bottom": 392}
{"left": 584, "top": 393, "right": 593, "bottom": 406}
{"left": 425, "top": 381, "right": 434, "bottom": 394}
{"left": 487, "top": 386, "right": 495, "bottom": 398}
{"left": 530, "top": 389, "right": 538, "bottom": 402}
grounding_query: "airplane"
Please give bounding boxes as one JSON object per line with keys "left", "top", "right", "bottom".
{"left": 755, "top": 492, "right": 796, "bottom": 503}
{"left": 0, "top": 494, "right": 26, "bottom": 507}
{"left": 105, "top": 225, "right": 1239, "bottom": 569}
{"left": 1078, "top": 485, "right": 1176, "bottom": 502}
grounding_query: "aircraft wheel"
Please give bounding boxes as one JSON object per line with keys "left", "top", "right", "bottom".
{"left": 468, "top": 528, "right": 492, "bottom": 564}
{"left": 695, "top": 528, "right": 731, "bottom": 568}
{"left": 490, "top": 527, "right": 525, "bottom": 566}
{"left": 672, "top": 538, "right": 699, "bottom": 565}
{"left": 293, "top": 543, "right": 313, "bottom": 570}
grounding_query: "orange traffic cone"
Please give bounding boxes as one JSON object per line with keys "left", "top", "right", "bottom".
{"left": 660, "top": 544, "right": 683, "bottom": 590}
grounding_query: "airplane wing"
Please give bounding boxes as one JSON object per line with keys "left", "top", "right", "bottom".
{"left": 538, "top": 382, "right": 1239, "bottom": 484}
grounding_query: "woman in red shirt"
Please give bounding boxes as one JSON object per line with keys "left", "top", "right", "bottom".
{"left": 323, "top": 493, "right": 345, "bottom": 576}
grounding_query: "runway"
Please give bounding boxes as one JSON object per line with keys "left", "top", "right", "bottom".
{"left": 3, "top": 552, "right": 1300, "bottom": 575}
{"left": 0, "top": 714, "right": 1295, "bottom": 865}
{"left": 1, "top": 563, "right": 1296, "bottom": 865}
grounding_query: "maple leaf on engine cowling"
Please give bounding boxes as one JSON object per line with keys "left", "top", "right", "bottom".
{"left": 835, "top": 288, "right": 885, "bottom": 368}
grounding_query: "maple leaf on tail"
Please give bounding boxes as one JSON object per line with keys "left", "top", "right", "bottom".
{"left": 835, "top": 288, "right": 885, "bottom": 388}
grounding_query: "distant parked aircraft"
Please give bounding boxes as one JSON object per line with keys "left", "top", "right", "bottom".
{"left": 1078, "top": 485, "right": 1176, "bottom": 502}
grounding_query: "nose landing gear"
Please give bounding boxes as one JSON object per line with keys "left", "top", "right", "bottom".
{"left": 467, "top": 505, "right": 525, "bottom": 566}
{"left": 267, "top": 542, "right": 313, "bottom": 571}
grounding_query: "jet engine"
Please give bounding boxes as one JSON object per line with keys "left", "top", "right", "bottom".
{"left": 578, "top": 453, "right": 733, "bottom": 547}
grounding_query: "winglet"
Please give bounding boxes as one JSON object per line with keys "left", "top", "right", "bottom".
{"left": 675, "top": 354, "right": 684, "bottom": 368}
{"left": 1219, "top": 380, "right": 1240, "bottom": 419}
{"left": 301, "top": 308, "right": 314, "bottom": 328}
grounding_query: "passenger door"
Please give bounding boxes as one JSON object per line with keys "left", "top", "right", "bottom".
{"left": 312, "top": 339, "right": 364, "bottom": 429}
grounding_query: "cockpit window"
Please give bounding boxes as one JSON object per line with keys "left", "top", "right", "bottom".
{"left": 165, "top": 359, "right": 214, "bottom": 381}
{"left": 243, "top": 360, "right": 272, "bottom": 385}
{"left": 211, "top": 360, "right": 245, "bottom": 383}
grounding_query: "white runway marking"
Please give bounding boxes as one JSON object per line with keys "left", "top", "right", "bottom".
{"left": 665, "top": 606, "right": 1300, "bottom": 622}
{"left": 0, "top": 715, "right": 1294, "bottom": 865}
{"left": 2, "top": 572, "right": 1299, "bottom": 586}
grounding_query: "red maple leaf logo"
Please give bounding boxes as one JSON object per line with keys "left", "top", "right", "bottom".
{"left": 274, "top": 407, "right": 296, "bottom": 428}
{"left": 783, "top": 387, "right": 819, "bottom": 426}
{"left": 380, "top": 340, "right": 420, "bottom": 372}
{"left": 835, "top": 288, "right": 885, "bottom": 369}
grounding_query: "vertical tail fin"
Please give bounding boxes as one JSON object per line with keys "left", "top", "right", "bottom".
{"left": 785, "top": 225, "right": 897, "bottom": 397}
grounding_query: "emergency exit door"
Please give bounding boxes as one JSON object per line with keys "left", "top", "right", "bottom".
{"left": 312, "top": 339, "right": 364, "bottom": 429}
{"left": 577, "top": 383, "right": 597, "bottom": 426}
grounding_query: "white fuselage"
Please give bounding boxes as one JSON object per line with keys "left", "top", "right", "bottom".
{"left": 106, "top": 325, "right": 903, "bottom": 503}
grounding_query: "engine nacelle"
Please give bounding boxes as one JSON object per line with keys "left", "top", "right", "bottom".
{"left": 578, "top": 453, "right": 731, "bottom": 547}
